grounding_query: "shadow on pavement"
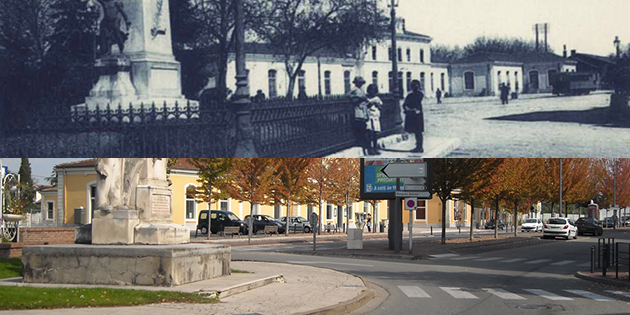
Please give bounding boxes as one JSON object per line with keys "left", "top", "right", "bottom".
{"left": 486, "top": 107, "right": 630, "bottom": 128}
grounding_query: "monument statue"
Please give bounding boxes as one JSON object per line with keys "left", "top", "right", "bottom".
{"left": 95, "top": 0, "right": 132, "bottom": 56}
{"left": 95, "top": 158, "right": 123, "bottom": 211}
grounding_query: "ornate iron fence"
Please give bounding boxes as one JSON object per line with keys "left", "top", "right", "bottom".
{"left": 0, "top": 94, "right": 401, "bottom": 157}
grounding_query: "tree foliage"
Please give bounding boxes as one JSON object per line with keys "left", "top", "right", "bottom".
{"left": 189, "top": 158, "right": 234, "bottom": 203}
{"left": 431, "top": 36, "right": 555, "bottom": 63}
{"left": 225, "top": 158, "right": 278, "bottom": 211}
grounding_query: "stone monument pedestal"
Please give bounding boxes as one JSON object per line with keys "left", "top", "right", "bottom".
{"left": 347, "top": 228, "right": 363, "bottom": 249}
{"left": 22, "top": 244, "right": 231, "bottom": 287}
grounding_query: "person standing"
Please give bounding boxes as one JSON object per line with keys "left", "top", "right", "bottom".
{"left": 436, "top": 88, "right": 442, "bottom": 104}
{"left": 366, "top": 213, "right": 372, "bottom": 232}
{"left": 403, "top": 80, "right": 425, "bottom": 153}
{"left": 365, "top": 83, "right": 382, "bottom": 155}
{"left": 500, "top": 83, "right": 509, "bottom": 105}
{"left": 348, "top": 76, "right": 370, "bottom": 155}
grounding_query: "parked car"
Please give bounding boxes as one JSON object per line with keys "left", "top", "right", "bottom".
{"left": 621, "top": 216, "right": 630, "bottom": 227}
{"left": 484, "top": 219, "right": 506, "bottom": 230}
{"left": 521, "top": 218, "right": 543, "bottom": 232}
{"left": 575, "top": 217, "right": 603, "bottom": 236}
{"left": 243, "top": 214, "right": 286, "bottom": 234}
{"left": 602, "top": 217, "right": 615, "bottom": 228}
{"left": 196, "top": 210, "right": 247, "bottom": 235}
{"left": 279, "top": 216, "right": 312, "bottom": 233}
{"left": 543, "top": 217, "right": 578, "bottom": 240}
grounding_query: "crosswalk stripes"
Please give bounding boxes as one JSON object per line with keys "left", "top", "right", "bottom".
{"left": 525, "top": 259, "right": 552, "bottom": 264}
{"left": 551, "top": 260, "right": 576, "bottom": 266}
{"left": 398, "top": 287, "right": 618, "bottom": 302}
{"left": 482, "top": 288, "right": 526, "bottom": 300}
{"left": 475, "top": 257, "right": 502, "bottom": 262}
{"left": 564, "top": 290, "right": 616, "bottom": 301}
{"left": 523, "top": 289, "right": 573, "bottom": 300}
{"left": 445, "top": 255, "right": 589, "bottom": 268}
{"left": 450, "top": 256, "right": 479, "bottom": 260}
{"left": 499, "top": 258, "right": 526, "bottom": 263}
{"left": 440, "top": 287, "right": 478, "bottom": 299}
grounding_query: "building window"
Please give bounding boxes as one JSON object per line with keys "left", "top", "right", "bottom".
{"left": 186, "top": 185, "right": 196, "bottom": 220}
{"left": 464, "top": 71, "right": 475, "bottom": 90}
{"left": 430, "top": 73, "right": 434, "bottom": 91}
{"left": 440, "top": 73, "right": 445, "bottom": 91}
{"left": 372, "top": 46, "right": 377, "bottom": 60}
{"left": 268, "top": 70, "right": 277, "bottom": 98}
{"left": 420, "top": 72, "right": 426, "bottom": 92}
{"left": 406, "top": 48, "right": 411, "bottom": 62}
{"left": 363, "top": 202, "right": 369, "bottom": 213}
{"left": 307, "top": 205, "right": 315, "bottom": 216}
{"left": 529, "top": 70, "right": 540, "bottom": 90}
{"left": 344, "top": 71, "right": 351, "bottom": 94}
{"left": 420, "top": 49, "right": 425, "bottom": 63}
{"left": 388, "top": 47, "right": 392, "bottom": 61}
{"left": 47, "top": 201, "right": 54, "bottom": 220}
{"left": 397, "top": 47, "right": 402, "bottom": 62}
{"left": 326, "top": 204, "right": 332, "bottom": 220}
{"left": 406, "top": 72, "right": 412, "bottom": 93}
{"left": 506, "top": 71, "right": 511, "bottom": 86}
{"left": 515, "top": 72, "right": 519, "bottom": 91}
{"left": 348, "top": 204, "right": 353, "bottom": 220}
{"left": 324, "top": 71, "right": 331, "bottom": 95}
{"left": 415, "top": 200, "right": 427, "bottom": 220}
{"left": 372, "top": 71, "right": 378, "bottom": 87}
{"left": 297, "top": 70, "right": 306, "bottom": 91}
{"left": 220, "top": 199, "right": 229, "bottom": 211}
{"left": 90, "top": 185, "right": 96, "bottom": 221}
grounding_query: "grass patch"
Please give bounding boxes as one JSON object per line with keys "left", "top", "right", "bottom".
{"left": 0, "top": 287, "right": 217, "bottom": 310}
{"left": 231, "top": 269, "right": 251, "bottom": 274}
{"left": 0, "top": 258, "right": 22, "bottom": 279}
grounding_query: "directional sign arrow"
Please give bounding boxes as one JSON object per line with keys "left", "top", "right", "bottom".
{"left": 396, "top": 191, "right": 431, "bottom": 198}
{"left": 381, "top": 162, "right": 427, "bottom": 178}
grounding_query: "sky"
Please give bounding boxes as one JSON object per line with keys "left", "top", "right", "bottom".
{"left": 389, "top": 0, "right": 630, "bottom": 56}
{"left": 1, "top": 159, "right": 86, "bottom": 185}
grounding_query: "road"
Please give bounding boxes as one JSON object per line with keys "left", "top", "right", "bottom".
{"left": 419, "top": 92, "right": 630, "bottom": 157}
{"left": 232, "top": 229, "right": 630, "bottom": 315}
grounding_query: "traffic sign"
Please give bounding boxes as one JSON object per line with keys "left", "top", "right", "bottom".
{"left": 403, "top": 178, "right": 426, "bottom": 185}
{"left": 404, "top": 184, "right": 426, "bottom": 191}
{"left": 381, "top": 162, "right": 427, "bottom": 178}
{"left": 396, "top": 191, "right": 431, "bottom": 198}
{"left": 404, "top": 198, "right": 417, "bottom": 210}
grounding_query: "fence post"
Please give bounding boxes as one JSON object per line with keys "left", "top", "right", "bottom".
{"left": 591, "top": 245, "right": 595, "bottom": 273}
{"left": 616, "top": 242, "right": 619, "bottom": 279}
{"left": 603, "top": 244, "right": 608, "bottom": 276}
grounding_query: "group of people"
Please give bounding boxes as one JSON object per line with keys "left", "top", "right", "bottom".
{"left": 349, "top": 76, "right": 426, "bottom": 155}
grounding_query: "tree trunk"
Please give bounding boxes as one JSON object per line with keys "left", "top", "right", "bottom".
{"left": 318, "top": 197, "right": 323, "bottom": 235}
{"left": 469, "top": 198, "right": 475, "bottom": 241}
{"left": 248, "top": 202, "right": 254, "bottom": 242}
{"left": 494, "top": 198, "right": 499, "bottom": 239}
{"left": 285, "top": 201, "right": 290, "bottom": 236}
{"left": 441, "top": 197, "right": 447, "bottom": 244}
{"left": 513, "top": 199, "right": 518, "bottom": 237}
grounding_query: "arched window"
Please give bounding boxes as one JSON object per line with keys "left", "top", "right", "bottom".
{"left": 372, "top": 46, "right": 377, "bottom": 60}
{"left": 268, "top": 70, "right": 277, "bottom": 98}
{"left": 388, "top": 47, "right": 392, "bottom": 61}
{"left": 297, "top": 70, "right": 306, "bottom": 91}
{"left": 515, "top": 72, "right": 519, "bottom": 91}
{"left": 324, "top": 71, "right": 331, "bottom": 95}
{"left": 344, "top": 71, "right": 351, "bottom": 94}
{"left": 406, "top": 72, "right": 412, "bottom": 93}
{"left": 464, "top": 71, "right": 475, "bottom": 90}
{"left": 397, "top": 47, "right": 402, "bottom": 62}
{"left": 430, "top": 73, "right": 434, "bottom": 91}
{"left": 420, "top": 72, "right": 426, "bottom": 91}
{"left": 186, "top": 185, "right": 197, "bottom": 220}
{"left": 420, "top": 49, "right": 425, "bottom": 63}
{"left": 372, "top": 71, "right": 378, "bottom": 87}
{"left": 497, "top": 71, "right": 502, "bottom": 90}
{"left": 406, "top": 48, "right": 411, "bottom": 62}
{"left": 440, "top": 73, "right": 445, "bottom": 91}
{"left": 529, "top": 70, "right": 540, "bottom": 90}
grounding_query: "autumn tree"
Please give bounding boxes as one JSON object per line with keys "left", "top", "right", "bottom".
{"left": 328, "top": 158, "right": 360, "bottom": 232}
{"left": 304, "top": 158, "right": 342, "bottom": 234}
{"left": 273, "top": 158, "right": 314, "bottom": 235}
{"left": 433, "top": 158, "right": 504, "bottom": 244}
{"left": 497, "top": 159, "right": 541, "bottom": 237}
{"left": 594, "top": 159, "right": 630, "bottom": 210}
{"left": 252, "top": 0, "right": 387, "bottom": 97}
{"left": 225, "top": 158, "right": 278, "bottom": 239}
{"left": 189, "top": 158, "right": 234, "bottom": 204}
{"left": 458, "top": 159, "right": 503, "bottom": 240}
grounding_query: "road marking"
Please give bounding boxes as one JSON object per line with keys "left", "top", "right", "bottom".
{"left": 564, "top": 290, "right": 616, "bottom": 301}
{"left": 525, "top": 259, "right": 552, "bottom": 264}
{"left": 475, "top": 257, "right": 502, "bottom": 262}
{"left": 577, "top": 262, "right": 591, "bottom": 267}
{"left": 499, "top": 258, "right": 526, "bottom": 263}
{"left": 440, "top": 287, "right": 478, "bottom": 299}
{"left": 399, "top": 286, "right": 431, "bottom": 298}
{"left": 286, "top": 261, "right": 373, "bottom": 267}
{"left": 451, "top": 256, "right": 479, "bottom": 260}
{"left": 524, "top": 289, "right": 573, "bottom": 301}
{"left": 483, "top": 288, "right": 526, "bottom": 300}
{"left": 607, "top": 291, "right": 630, "bottom": 299}
{"left": 550, "top": 260, "right": 576, "bottom": 266}
{"left": 430, "top": 253, "right": 459, "bottom": 258}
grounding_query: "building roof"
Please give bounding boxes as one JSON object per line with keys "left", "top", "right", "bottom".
{"left": 55, "top": 159, "right": 200, "bottom": 171}
{"left": 170, "top": 159, "right": 199, "bottom": 171}
{"left": 452, "top": 52, "right": 577, "bottom": 65}
{"left": 570, "top": 53, "right": 616, "bottom": 67}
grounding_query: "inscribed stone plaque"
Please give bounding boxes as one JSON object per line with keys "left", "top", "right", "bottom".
{"left": 152, "top": 195, "right": 171, "bottom": 214}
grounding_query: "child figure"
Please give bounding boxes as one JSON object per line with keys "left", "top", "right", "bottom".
{"left": 365, "top": 84, "right": 382, "bottom": 155}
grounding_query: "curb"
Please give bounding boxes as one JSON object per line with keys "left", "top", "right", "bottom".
{"left": 282, "top": 249, "right": 422, "bottom": 261}
{"left": 575, "top": 270, "right": 630, "bottom": 288}
{"left": 198, "top": 274, "right": 285, "bottom": 298}
{"left": 298, "top": 275, "right": 376, "bottom": 315}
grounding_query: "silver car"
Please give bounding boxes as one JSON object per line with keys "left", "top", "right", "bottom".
{"left": 279, "top": 216, "right": 312, "bottom": 233}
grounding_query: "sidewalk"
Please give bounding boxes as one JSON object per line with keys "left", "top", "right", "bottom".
{"left": 326, "top": 134, "right": 460, "bottom": 158}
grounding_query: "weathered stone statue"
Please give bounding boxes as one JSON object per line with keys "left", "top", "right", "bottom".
{"left": 95, "top": 0, "right": 132, "bottom": 56}
{"left": 95, "top": 158, "right": 122, "bottom": 211}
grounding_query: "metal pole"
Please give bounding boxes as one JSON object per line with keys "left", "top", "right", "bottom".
{"left": 409, "top": 208, "right": 413, "bottom": 254}
{"left": 559, "top": 158, "right": 563, "bottom": 217}
{"left": 390, "top": 0, "right": 399, "bottom": 98}
{"left": 232, "top": 0, "right": 257, "bottom": 158}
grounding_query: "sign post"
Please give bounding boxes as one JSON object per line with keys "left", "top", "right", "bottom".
{"left": 405, "top": 198, "right": 417, "bottom": 254}
{"left": 310, "top": 212, "right": 319, "bottom": 251}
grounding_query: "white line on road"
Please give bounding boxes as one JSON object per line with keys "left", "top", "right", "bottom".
{"left": 550, "top": 260, "right": 576, "bottom": 266}
{"left": 483, "top": 288, "right": 526, "bottom": 300}
{"left": 525, "top": 259, "right": 552, "bottom": 264}
{"left": 564, "top": 290, "right": 616, "bottom": 301}
{"left": 524, "top": 289, "right": 573, "bottom": 301}
{"left": 399, "top": 286, "right": 431, "bottom": 298}
{"left": 430, "top": 253, "right": 459, "bottom": 258}
{"left": 286, "top": 261, "right": 373, "bottom": 267}
{"left": 440, "top": 287, "right": 479, "bottom": 299}
{"left": 499, "top": 258, "right": 526, "bottom": 263}
{"left": 607, "top": 291, "right": 630, "bottom": 299}
{"left": 475, "top": 257, "right": 502, "bottom": 262}
{"left": 451, "top": 256, "right": 479, "bottom": 260}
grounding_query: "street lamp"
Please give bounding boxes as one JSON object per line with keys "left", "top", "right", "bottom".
{"left": 388, "top": 0, "right": 400, "bottom": 99}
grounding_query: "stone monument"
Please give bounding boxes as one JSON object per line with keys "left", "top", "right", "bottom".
{"left": 22, "top": 159, "right": 230, "bottom": 287}
{"left": 75, "top": 0, "right": 197, "bottom": 112}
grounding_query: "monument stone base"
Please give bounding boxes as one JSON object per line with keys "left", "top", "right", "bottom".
{"left": 134, "top": 223, "right": 190, "bottom": 245}
{"left": 347, "top": 228, "right": 363, "bottom": 249}
{"left": 91, "top": 209, "right": 139, "bottom": 245}
{"left": 22, "top": 244, "right": 230, "bottom": 287}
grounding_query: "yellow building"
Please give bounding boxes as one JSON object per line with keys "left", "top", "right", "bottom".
{"left": 39, "top": 159, "right": 470, "bottom": 231}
